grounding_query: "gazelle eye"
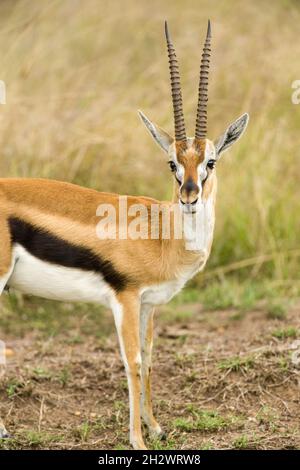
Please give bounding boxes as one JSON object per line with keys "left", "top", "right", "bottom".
{"left": 207, "top": 159, "right": 216, "bottom": 170}
{"left": 168, "top": 161, "right": 177, "bottom": 172}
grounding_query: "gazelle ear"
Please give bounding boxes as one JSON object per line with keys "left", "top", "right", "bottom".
{"left": 214, "top": 113, "right": 249, "bottom": 158}
{"left": 138, "top": 110, "right": 174, "bottom": 153}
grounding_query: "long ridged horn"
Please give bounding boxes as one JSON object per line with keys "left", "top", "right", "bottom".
{"left": 164, "top": 21, "right": 186, "bottom": 143}
{"left": 195, "top": 20, "right": 211, "bottom": 140}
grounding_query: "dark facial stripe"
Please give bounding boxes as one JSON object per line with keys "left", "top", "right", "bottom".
{"left": 8, "top": 217, "right": 128, "bottom": 292}
{"left": 175, "top": 175, "right": 182, "bottom": 185}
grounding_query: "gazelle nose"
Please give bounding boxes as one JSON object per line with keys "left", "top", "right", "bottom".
{"left": 180, "top": 178, "right": 199, "bottom": 204}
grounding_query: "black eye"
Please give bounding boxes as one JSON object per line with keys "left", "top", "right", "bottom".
{"left": 207, "top": 159, "right": 216, "bottom": 170}
{"left": 168, "top": 161, "right": 177, "bottom": 172}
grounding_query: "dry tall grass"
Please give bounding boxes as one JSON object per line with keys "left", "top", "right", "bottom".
{"left": 0, "top": 0, "right": 299, "bottom": 281}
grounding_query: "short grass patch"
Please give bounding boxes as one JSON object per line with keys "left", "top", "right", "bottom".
{"left": 267, "top": 303, "right": 288, "bottom": 320}
{"left": 218, "top": 355, "right": 255, "bottom": 373}
{"left": 232, "top": 435, "right": 249, "bottom": 449}
{"left": 272, "top": 327, "right": 298, "bottom": 340}
{"left": 174, "top": 407, "right": 243, "bottom": 434}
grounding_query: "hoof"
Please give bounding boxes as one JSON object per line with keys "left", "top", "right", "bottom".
{"left": 149, "top": 425, "right": 166, "bottom": 440}
{"left": 151, "top": 430, "right": 167, "bottom": 441}
{"left": 159, "top": 431, "right": 167, "bottom": 441}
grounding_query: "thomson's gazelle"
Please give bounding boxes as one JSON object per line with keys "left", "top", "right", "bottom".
{"left": 0, "top": 21, "right": 248, "bottom": 449}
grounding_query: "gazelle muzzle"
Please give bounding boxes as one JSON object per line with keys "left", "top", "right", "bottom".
{"left": 180, "top": 178, "right": 200, "bottom": 206}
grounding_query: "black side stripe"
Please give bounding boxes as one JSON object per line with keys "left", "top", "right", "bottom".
{"left": 8, "top": 217, "right": 128, "bottom": 292}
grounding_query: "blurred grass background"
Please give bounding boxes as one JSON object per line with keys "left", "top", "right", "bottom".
{"left": 0, "top": 0, "right": 299, "bottom": 293}
{"left": 0, "top": 3, "right": 299, "bottom": 451}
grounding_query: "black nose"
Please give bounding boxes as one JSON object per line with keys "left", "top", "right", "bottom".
{"left": 180, "top": 178, "right": 199, "bottom": 204}
{"left": 182, "top": 179, "right": 198, "bottom": 194}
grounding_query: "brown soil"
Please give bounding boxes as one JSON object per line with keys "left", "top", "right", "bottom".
{"left": 0, "top": 302, "right": 299, "bottom": 450}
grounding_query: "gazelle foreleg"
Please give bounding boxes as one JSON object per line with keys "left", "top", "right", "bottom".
{"left": 113, "top": 291, "right": 146, "bottom": 450}
{"left": 140, "top": 303, "right": 163, "bottom": 438}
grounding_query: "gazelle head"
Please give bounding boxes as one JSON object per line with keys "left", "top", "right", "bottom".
{"left": 139, "top": 21, "right": 249, "bottom": 212}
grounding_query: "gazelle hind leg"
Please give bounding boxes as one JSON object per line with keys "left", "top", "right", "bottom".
{"left": 0, "top": 270, "right": 11, "bottom": 438}
{"left": 0, "top": 221, "right": 14, "bottom": 438}
{"left": 140, "top": 304, "right": 163, "bottom": 438}
{"left": 112, "top": 291, "right": 146, "bottom": 450}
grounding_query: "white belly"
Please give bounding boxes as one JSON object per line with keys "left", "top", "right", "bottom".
{"left": 7, "top": 245, "right": 113, "bottom": 305}
{"left": 140, "top": 279, "right": 186, "bottom": 306}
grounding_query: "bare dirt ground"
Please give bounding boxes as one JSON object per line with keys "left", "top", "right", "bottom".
{"left": 0, "top": 297, "right": 299, "bottom": 450}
